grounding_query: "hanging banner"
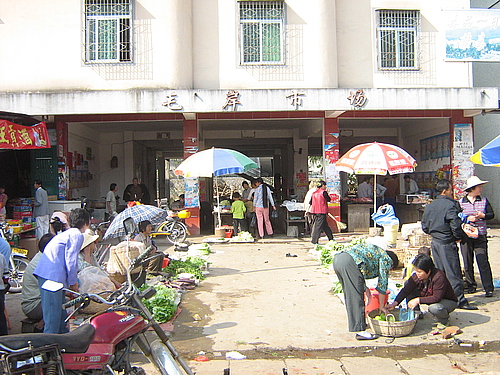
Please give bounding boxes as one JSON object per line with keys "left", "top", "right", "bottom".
{"left": 0, "top": 120, "right": 51, "bottom": 149}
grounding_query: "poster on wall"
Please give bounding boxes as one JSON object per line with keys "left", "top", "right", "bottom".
{"left": 325, "top": 164, "right": 341, "bottom": 205}
{"left": 445, "top": 9, "right": 500, "bottom": 62}
{"left": 184, "top": 178, "right": 199, "bottom": 208}
{"left": 420, "top": 133, "right": 450, "bottom": 161}
{"left": 452, "top": 123, "right": 475, "bottom": 198}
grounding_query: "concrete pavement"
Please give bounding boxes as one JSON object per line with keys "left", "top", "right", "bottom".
{"left": 5, "top": 229, "right": 500, "bottom": 374}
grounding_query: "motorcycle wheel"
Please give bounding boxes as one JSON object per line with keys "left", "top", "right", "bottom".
{"left": 157, "top": 221, "right": 187, "bottom": 244}
{"left": 9, "top": 255, "right": 29, "bottom": 293}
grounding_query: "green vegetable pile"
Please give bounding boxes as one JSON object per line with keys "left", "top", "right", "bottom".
{"left": 331, "top": 281, "right": 343, "bottom": 294}
{"left": 373, "top": 312, "right": 395, "bottom": 322}
{"left": 316, "top": 238, "right": 367, "bottom": 267}
{"left": 163, "top": 256, "right": 207, "bottom": 280}
{"left": 188, "top": 243, "right": 212, "bottom": 255}
{"left": 140, "top": 284, "right": 179, "bottom": 323}
{"left": 230, "top": 231, "right": 254, "bottom": 242}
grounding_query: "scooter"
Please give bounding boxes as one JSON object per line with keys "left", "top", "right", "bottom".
{"left": 0, "top": 217, "right": 194, "bottom": 375}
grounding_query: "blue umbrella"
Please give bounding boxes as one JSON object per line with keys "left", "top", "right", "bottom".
{"left": 471, "top": 135, "right": 500, "bottom": 166}
{"left": 103, "top": 204, "right": 168, "bottom": 240}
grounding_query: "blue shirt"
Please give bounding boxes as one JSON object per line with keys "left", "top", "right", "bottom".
{"left": 345, "top": 243, "right": 392, "bottom": 294}
{"left": 0, "top": 237, "right": 11, "bottom": 261}
{"left": 253, "top": 184, "right": 275, "bottom": 208}
{"left": 34, "top": 228, "right": 83, "bottom": 287}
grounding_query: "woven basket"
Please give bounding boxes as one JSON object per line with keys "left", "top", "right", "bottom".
{"left": 107, "top": 241, "right": 145, "bottom": 275}
{"left": 368, "top": 309, "right": 418, "bottom": 337}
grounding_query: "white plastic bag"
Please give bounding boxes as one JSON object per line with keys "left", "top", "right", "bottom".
{"left": 78, "top": 266, "right": 116, "bottom": 294}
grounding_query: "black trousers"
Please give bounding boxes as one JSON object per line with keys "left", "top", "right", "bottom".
{"left": 431, "top": 240, "right": 466, "bottom": 305}
{"left": 460, "top": 235, "right": 493, "bottom": 293}
{"left": 311, "top": 213, "right": 333, "bottom": 244}
{"left": 233, "top": 218, "right": 247, "bottom": 235}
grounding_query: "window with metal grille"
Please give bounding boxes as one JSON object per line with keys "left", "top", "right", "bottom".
{"left": 84, "top": 0, "right": 132, "bottom": 63}
{"left": 239, "top": 1, "right": 284, "bottom": 64}
{"left": 377, "top": 10, "right": 420, "bottom": 70}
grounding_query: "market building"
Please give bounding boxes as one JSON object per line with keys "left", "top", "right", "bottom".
{"left": 0, "top": 0, "right": 498, "bottom": 234}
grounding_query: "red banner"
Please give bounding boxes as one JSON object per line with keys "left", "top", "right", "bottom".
{"left": 0, "top": 120, "right": 51, "bottom": 149}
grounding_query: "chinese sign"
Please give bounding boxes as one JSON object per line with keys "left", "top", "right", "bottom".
{"left": 445, "top": 10, "right": 500, "bottom": 61}
{"left": 452, "top": 123, "right": 474, "bottom": 198}
{"left": 0, "top": 120, "right": 50, "bottom": 149}
{"left": 347, "top": 90, "right": 367, "bottom": 108}
{"left": 286, "top": 90, "right": 305, "bottom": 110}
{"left": 222, "top": 90, "right": 241, "bottom": 111}
{"left": 162, "top": 91, "right": 183, "bottom": 110}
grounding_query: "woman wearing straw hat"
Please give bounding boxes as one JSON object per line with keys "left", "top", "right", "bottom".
{"left": 459, "top": 176, "right": 495, "bottom": 298}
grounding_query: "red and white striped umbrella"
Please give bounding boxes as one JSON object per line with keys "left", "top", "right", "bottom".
{"left": 336, "top": 142, "right": 416, "bottom": 176}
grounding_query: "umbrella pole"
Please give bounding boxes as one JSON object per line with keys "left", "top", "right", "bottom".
{"left": 216, "top": 175, "right": 221, "bottom": 228}
{"left": 373, "top": 174, "right": 377, "bottom": 228}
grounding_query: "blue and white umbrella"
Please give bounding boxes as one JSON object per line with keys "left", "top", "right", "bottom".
{"left": 103, "top": 204, "right": 168, "bottom": 240}
{"left": 471, "top": 135, "right": 500, "bottom": 167}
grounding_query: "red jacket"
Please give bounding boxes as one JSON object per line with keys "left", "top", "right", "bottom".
{"left": 310, "top": 188, "right": 330, "bottom": 214}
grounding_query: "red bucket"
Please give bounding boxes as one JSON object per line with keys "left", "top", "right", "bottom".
{"left": 365, "top": 288, "right": 390, "bottom": 313}
{"left": 224, "top": 229, "right": 233, "bottom": 238}
{"left": 162, "top": 258, "right": 170, "bottom": 268}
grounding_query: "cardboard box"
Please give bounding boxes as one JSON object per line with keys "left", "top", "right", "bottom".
{"left": 19, "top": 237, "right": 39, "bottom": 259}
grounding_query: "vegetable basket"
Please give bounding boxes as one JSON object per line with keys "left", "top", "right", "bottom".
{"left": 368, "top": 309, "right": 418, "bottom": 337}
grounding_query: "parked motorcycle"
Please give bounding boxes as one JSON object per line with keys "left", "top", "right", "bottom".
{"left": 0, "top": 217, "right": 194, "bottom": 375}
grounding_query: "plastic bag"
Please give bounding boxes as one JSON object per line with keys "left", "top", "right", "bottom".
{"left": 249, "top": 212, "right": 257, "bottom": 228}
{"left": 462, "top": 223, "right": 479, "bottom": 238}
{"left": 271, "top": 210, "right": 279, "bottom": 219}
{"left": 78, "top": 266, "right": 116, "bottom": 294}
{"left": 371, "top": 204, "right": 399, "bottom": 226}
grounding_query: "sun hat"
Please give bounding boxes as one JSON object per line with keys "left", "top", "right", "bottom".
{"left": 465, "top": 176, "right": 489, "bottom": 191}
{"left": 81, "top": 229, "right": 99, "bottom": 250}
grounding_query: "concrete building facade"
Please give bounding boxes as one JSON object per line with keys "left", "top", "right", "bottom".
{"left": 0, "top": 0, "right": 498, "bottom": 231}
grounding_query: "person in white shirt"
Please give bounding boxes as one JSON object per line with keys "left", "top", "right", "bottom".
{"left": 357, "top": 177, "right": 373, "bottom": 199}
{"left": 404, "top": 175, "right": 419, "bottom": 194}
{"left": 106, "top": 183, "right": 118, "bottom": 220}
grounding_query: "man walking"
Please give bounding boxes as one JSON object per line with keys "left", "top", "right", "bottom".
{"left": 33, "top": 179, "right": 49, "bottom": 239}
{"left": 421, "top": 179, "right": 477, "bottom": 310}
{"left": 106, "top": 183, "right": 118, "bottom": 220}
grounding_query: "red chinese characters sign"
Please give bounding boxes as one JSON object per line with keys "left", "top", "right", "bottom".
{"left": 0, "top": 120, "right": 51, "bottom": 149}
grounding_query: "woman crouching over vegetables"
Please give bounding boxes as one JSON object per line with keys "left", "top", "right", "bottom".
{"left": 386, "top": 254, "right": 457, "bottom": 325}
{"left": 333, "top": 243, "right": 399, "bottom": 341}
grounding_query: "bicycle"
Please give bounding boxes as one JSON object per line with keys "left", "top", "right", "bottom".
{"left": 151, "top": 210, "right": 190, "bottom": 244}
{"left": 0, "top": 222, "right": 30, "bottom": 293}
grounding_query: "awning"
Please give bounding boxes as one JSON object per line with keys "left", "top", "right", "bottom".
{"left": 0, "top": 120, "right": 51, "bottom": 149}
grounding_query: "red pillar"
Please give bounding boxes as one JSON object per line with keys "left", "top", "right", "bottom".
{"left": 324, "top": 116, "right": 341, "bottom": 232}
{"left": 182, "top": 118, "right": 200, "bottom": 235}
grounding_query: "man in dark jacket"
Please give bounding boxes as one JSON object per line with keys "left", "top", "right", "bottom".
{"left": 421, "top": 179, "right": 477, "bottom": 310}
{"left": 123, "top": 178, "right": 151, "bottom": 205}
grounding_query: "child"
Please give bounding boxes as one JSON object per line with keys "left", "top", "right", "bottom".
{"left": 231, "top": 192, "right": 247, "bottom": 236}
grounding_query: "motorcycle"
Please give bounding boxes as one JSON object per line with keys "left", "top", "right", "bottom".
{"left": 0, "top": 217, "right": 194, "bottom": 375}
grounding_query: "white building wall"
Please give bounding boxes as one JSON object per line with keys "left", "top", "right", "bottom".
{"left": 0, "top": 0, "right": 193, "bottom": 91}
{"left": 337, "top": 0, "right": 472, "bottom": 88}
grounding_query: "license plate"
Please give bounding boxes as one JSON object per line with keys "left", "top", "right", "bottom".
{"left": 12, "top": 247, "right": 29, "bottom": 256}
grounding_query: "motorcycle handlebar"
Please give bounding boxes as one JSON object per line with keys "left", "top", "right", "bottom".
{"left": 63, "top": 294, "right": 88, "bottom": 309}
{"left": 130, "top": 246, "right": 154, "bottom": 269}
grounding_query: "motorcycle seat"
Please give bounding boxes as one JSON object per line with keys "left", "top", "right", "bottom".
{"left": 0, "top": 324, "right": 96, "bottom": 353}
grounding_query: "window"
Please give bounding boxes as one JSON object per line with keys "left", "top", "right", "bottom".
{"left": 239, "top": 1, "right": 284, "bottom": 64}
{"left": 84, "top": 0, "right": 132, "bottom": 63}
{"left": 377, "top": 10, "right": 420, "bottom": 70}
